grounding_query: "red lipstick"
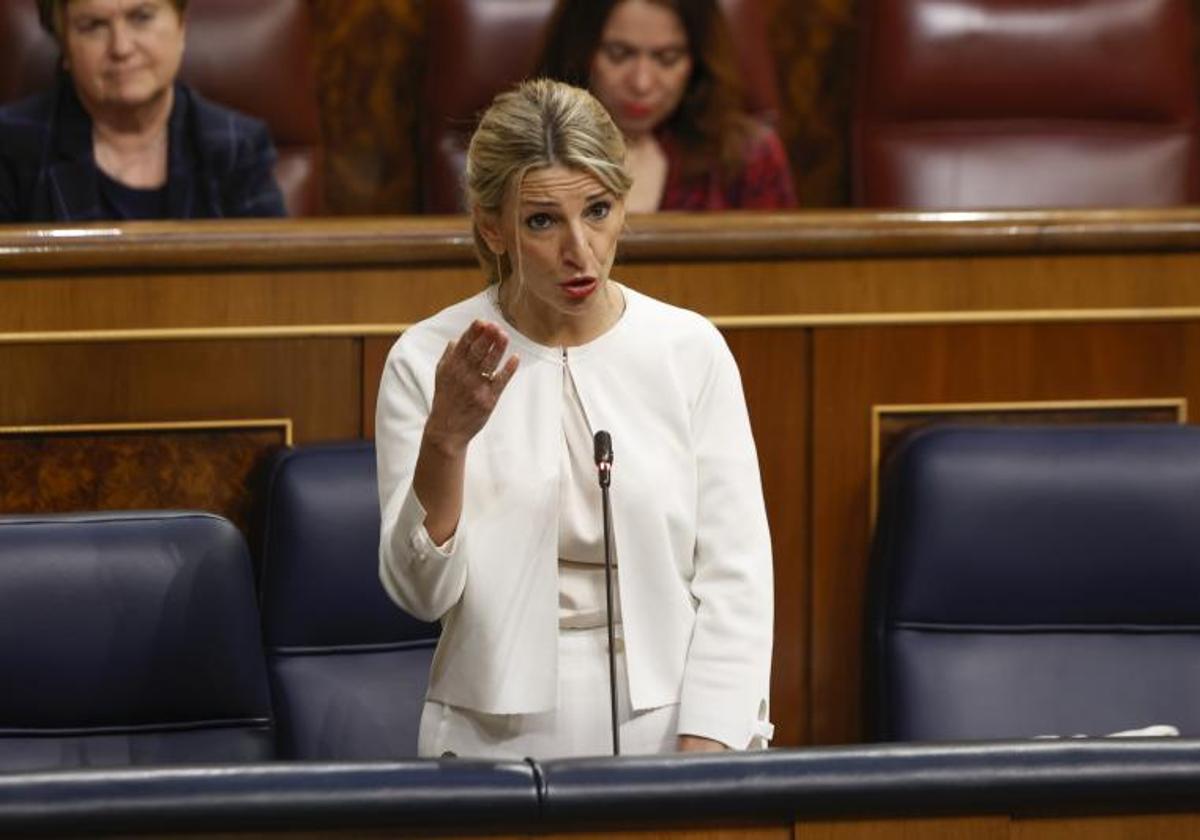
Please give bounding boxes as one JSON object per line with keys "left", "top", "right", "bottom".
{"left": 561, "top": 276, "right": 599, "bottom": 300}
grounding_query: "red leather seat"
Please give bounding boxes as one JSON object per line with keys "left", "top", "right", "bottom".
{"left": 420, "top": 0, "right": 781, "bottom": 214}
{"left": 0, "top": 0, "right": 323, "bottom": 216}
{"left": 853, "top": 0, "right": 1200, "bottom": 209}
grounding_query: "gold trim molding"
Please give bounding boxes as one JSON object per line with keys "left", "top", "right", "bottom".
{"left": 9, "top": 306, "right": 1200, "bottom": 345}
{"left": 0, "top": 417, "right": 295, "bottom": 447}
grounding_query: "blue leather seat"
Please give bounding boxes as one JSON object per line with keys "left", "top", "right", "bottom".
{"left": 259, "top": 442, "right": 439, "bottom": 759}
{"left": 868, "top": 425, "right": 1200, "bottom": 741}
{"left": 0, "top": 511, "right": 273, "bottom": 772}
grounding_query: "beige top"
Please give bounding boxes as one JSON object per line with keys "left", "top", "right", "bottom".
{"left": 558, "top": 355, "right": 621, "bottom": 629}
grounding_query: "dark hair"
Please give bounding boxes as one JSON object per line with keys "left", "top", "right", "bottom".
{"left": 537, "top": 0, "right": 752, "bottom": 180}
{"left": 37, "top": 0, "right": 188, "bottom": 37}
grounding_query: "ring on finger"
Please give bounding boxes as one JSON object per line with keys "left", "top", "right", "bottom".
{"left": 480, "top": 369, "right": 495, "bottom": 382}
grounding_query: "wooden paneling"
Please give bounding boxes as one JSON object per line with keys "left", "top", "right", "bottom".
{"left": 6, "top": 210, "right": 1200, "bottom": 746}
{"left": 796, "top": 816, "right": 1008, "bottom": 840}
{"left": 0, "top": 423, "right": 287, "bottom": 532}
{"left": 810, "top": 321, "right": 1200, "bottom": 744}
{"left": 725, "top": 327, "right": 811, "bottom": 747}
{"left": 104, "top": 812, "right": 1200, "bottom": 839}
{"left": 528, "top": 829, "right": 792, "bottom": 840}
{"left": 0, "top": 338, "right": 361, "bottom": 442}
{"left": 310, "top": 0, "right": 425, "bottom": 214}
{"left": 7, "top": 211, "right": 1200, "bottom": 340}
{"left": 760, "top": 0, "right": 857, "bottom": 207}
{"left": 362, "top": 335, "right": 400, "bottom": 439}
{"left": 13, "top": 246, "right": 1200, "bottom": 335}
{"left": 0, "top": 338, "right": 359, "bottom": 528}
{"left": 795, "top": 814, "right": 1200, "bottom": 840}
{"left": 1012, "top": 813, "right": 1200, "bottom": 839}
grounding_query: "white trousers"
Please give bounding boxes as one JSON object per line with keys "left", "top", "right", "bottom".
{"left": 417, "top": 626, "right": 678, "bottom": 759}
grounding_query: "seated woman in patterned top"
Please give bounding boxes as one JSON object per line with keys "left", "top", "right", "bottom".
{"left": 0, "top": 0, "right": 285, "bottom": 222}
{"left": 537, "top": 0, "right": 797, "bottom": 212}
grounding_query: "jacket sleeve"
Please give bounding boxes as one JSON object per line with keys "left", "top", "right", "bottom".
{"left": 675, "top": 327, "right": 775, "bottom": 749}
{"left": 735, "top": 125, "right": 799, "bottom": 210}
{"left": 224, "top": 118, "right": 287, "bottom": 218}
{"left": 0, "top": 158, "right": 16, "bottom": 221}
{"left": 376, "top": 337, "right": 470, "bottom": 623}
{"left": 0, "top": 120, "right": 25, "bottom": 222}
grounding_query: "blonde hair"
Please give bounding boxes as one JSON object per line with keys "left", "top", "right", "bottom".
{"left": 466, "top": 78, "right": 632, "bottom": 286}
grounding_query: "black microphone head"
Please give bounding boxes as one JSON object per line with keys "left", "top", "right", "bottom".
{"left": 593, "top": 430, "right": 613, "bottom": 466}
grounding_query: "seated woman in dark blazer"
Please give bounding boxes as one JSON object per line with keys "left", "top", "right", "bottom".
{"left": 0, "top": 0, "right": 285, "bottom": 222}
{"left": 538, "top": 0, "right": 797, "bottom": 212}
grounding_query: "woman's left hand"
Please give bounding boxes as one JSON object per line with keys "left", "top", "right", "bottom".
{"left": 677, "top": 735, "right": 729, "bottom": 753}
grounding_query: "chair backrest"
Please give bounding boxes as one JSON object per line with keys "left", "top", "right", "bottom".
{"left": 420, "top": 0, "right": 781, "bottom": 213}
{"left": 0, "top": 511, "right": 273, "bottom": 772}
{"left": 258, "top": 442, "right": 440, "bottom": 760}
{"left": 0, "top": 0, "right": 323, "bottom": 216}
{"left": 867, "top": 425, "right": 1200, "bottom": 741}
{"left": 852, "top": 0, "right": 1200, "bottom": 209}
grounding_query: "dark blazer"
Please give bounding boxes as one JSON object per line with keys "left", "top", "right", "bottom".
{"left": 0, "top": 77, "right": 286, "bottom": 222}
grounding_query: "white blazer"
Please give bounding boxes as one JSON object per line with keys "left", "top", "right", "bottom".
{"left": 376, "top": 285, "right": 774, "bottom": 749}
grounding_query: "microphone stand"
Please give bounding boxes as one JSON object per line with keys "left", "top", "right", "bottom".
{"left": 594, "top": 430, "right": 620, "bottom": 756}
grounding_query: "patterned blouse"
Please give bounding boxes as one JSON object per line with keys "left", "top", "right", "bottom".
{"left": 659, "top": 123, "right": 798, "bottom": 211}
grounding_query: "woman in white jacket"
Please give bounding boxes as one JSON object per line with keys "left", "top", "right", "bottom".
{"left": 377, "top": 78, "right": 773, "bottom": 759}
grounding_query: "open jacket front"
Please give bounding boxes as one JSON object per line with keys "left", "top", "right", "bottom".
{"left": 376, "top": 285, "right": 774, "bottom": 750}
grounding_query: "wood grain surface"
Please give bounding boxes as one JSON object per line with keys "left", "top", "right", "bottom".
{"left": 4, "top": 210, "right": 1200, "bottom": 746}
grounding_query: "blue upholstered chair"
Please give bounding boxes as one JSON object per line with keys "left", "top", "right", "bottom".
{"left": 258, "top": 442, "right": 439, "bottom": 759}
{"left": 0, "top": 511, "right": 273, "bottom": 772}
{"left": 867, "top": 425, "right": 1200, "bottom": 741}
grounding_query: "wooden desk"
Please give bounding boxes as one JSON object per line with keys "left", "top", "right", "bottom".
{"left": 4, "top": 208, "right": 1200, "bottom": 746}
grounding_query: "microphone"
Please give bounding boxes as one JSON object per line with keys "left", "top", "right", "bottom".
{"left": 594, "top": 430, "right": 613, "bottom": 488}
{"left": 593, "top": 429, "right": 619, "bottom": 756}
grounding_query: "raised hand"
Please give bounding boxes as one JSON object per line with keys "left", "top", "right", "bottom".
{"left": 424, "top": 320, "right": 520, "bottom": 456}
{"left": 414, "top": 320, "right": 520, "bottom": 545}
